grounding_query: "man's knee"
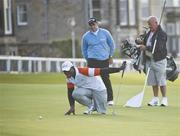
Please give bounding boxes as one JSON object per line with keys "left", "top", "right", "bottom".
{"left": 72, "top": 91, "right": 82, "bottom": 99}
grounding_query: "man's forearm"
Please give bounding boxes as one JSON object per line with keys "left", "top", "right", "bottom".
{"left": 100, "top": 67, "right": 121, "bottom": 75}
{"left": 100, "top": 61, "right": 126, "bottom": 75}
{"left": 67, "top": 88, "right": 75, "bottom": 107}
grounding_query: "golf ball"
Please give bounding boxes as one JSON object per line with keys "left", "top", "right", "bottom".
{"left": 39, "top": 116, "right": 43, "bottom": 119}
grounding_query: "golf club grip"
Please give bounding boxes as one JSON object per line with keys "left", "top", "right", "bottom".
{"left": 121, "top": 61, "right": 126, "bottom": 78}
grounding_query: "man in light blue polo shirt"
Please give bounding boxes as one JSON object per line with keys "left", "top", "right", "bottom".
{"left": 81, "top": 17, "right": 116, "bottom": 105}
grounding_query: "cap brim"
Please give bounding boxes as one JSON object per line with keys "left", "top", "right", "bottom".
{"left": 62, "top": 67, "right": 71, "bottom": 71}
{"left": 88, "top": 21, "right": 97, "bottom": 25}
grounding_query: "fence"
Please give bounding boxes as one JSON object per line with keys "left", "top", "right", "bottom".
{"left": 0, "top": 56, "right": 132, "bottom": 73}
{"left": 0, "top": 56, "right": 180, "bottom": 73}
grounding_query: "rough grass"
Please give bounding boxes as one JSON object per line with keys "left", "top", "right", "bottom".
{"left": 0, "top": 73, "right": 180, "bottom": 136}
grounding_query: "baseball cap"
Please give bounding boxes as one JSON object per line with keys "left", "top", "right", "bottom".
{"left": 62, "top": 61, "right": 73, "bottom": 71}
{"left": 88, "top": 17, "right": 97, "bottom": 25}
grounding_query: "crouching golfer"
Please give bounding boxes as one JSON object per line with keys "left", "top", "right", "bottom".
{"left": 62, "top": 61, "right": 126, "bottom": 115}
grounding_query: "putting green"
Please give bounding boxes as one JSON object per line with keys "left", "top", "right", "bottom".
{"left": 0, "top": 73, "right": 179, "bottom": 136}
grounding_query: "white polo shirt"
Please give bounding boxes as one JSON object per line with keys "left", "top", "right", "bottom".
{"left": 67, "top": 67, "right": 106, "bottom": 91}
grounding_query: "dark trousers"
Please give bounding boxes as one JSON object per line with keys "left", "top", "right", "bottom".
{"left": 87, "top": 58, "right": 113, "bottom": 101}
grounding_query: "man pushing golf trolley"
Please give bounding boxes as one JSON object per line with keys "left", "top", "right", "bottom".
{"left": 122, "top": 0, "right": 179, "bottom": 108}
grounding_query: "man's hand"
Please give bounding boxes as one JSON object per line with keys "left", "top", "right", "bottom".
{"left": 65, "top": 106, "right": 75, "bottom": 115}
{"left": 138, "top": 44, "right": 146, "bottom": 51}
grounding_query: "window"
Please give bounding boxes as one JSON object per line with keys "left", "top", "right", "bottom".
{"left": 4, "top": 0, "right": 12, "bottom": 35}
{"left": 129, "top": 0, "right": 136, "bottom": 26}
{"left": 117, "top": 0, "right": 137, "bottom": 27}
{"left": 167, "top": 0, "right": 180, "bottom": 7}
{"left": 17, "top": 4, "right": 28, "bottom": 26}
{"left": 176, "top": 22, "right": 180, "bottom": 35}
{"left": 88, "top": 0, "right": 101, "bottom": 20}
{"left": 174, "top": 0, "right": 180, "bottom": 6}
{"left": 119, "top": 0, "right": 128, "bottom": 26}
{"left": 166, "top": 23, "right": 176, "bottom": 35}
{"left": 92, "top": 0, "right": 101, "bottom": 20}
{"left": 166, "top": 0, "right": 173, "bottom": 7}
{"left": 178, "top": 38, "right": 180, "bottom": 53}
{"left": 172, "top": 38, "right": 176, "bottom": 51}
{"left": 0, "top": 0, "right": 4, "bottom": 36}
{"left": 166, "top": 22, "right": 180, "bottom": 55}
{"left": 141, "top": 0, "right": 149, "bottom": 19}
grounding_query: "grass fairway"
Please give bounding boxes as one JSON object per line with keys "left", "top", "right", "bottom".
{"left": 0, "top": 73, "right": 180, "bottom": 136}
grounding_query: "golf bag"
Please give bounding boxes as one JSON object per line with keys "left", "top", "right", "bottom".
{"left": 121, "top": 40, "right": 179, "bottom": 82}
{"left": 121, "top": 40, "right": 143, "bottom": 72}
{"left": 166, "top": 56, "right": 179, "bottom": 81}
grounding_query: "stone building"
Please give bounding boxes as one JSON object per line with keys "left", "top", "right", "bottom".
{"left": 0, "top": 0, "right": 180, "bottom": 57}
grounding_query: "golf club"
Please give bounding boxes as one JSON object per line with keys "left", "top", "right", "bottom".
{"left": 112, "top": 61, "right": 126, "bottom": 115}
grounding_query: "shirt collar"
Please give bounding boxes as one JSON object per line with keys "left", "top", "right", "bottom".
{"left": 91, "top": 28, "right": 99, "bottom": 35}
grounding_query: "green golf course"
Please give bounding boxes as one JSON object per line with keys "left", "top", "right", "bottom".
{"left": 0, "top": 72, "right": 179, "bottom": 136}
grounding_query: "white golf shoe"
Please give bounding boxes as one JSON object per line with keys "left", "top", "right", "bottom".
{"left": 160, "top": 97, "right": 168, "bottom": 107}
{"left": 148, "top": 97, "right": 160, "bottom": 106}
{"left": 107, "top": 101, "right": 114, "bottom": 106}
{"left": 84, "top": 106, "right": 96, "bottom": 115}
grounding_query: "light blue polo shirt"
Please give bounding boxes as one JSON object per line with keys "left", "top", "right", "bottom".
{"left": 81, "top": 28, "right": 115, "bottom": 60}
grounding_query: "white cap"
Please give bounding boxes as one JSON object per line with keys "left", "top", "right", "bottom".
{"left": 62, "top": 61, "right": 73, "bottom": 71}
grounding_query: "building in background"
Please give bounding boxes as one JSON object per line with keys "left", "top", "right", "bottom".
{"left": 0, "top": 0, "right": 88, "bottom": 57}
{"left": 165, "top": 0, "right": 180, "bottom": 57}
{"left": 0, "top": 0, "right": 180, "bottom": 57}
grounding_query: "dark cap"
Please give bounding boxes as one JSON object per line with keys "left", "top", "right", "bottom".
{"left": 88, "top": 17, "right": 97, "bottom": 25}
